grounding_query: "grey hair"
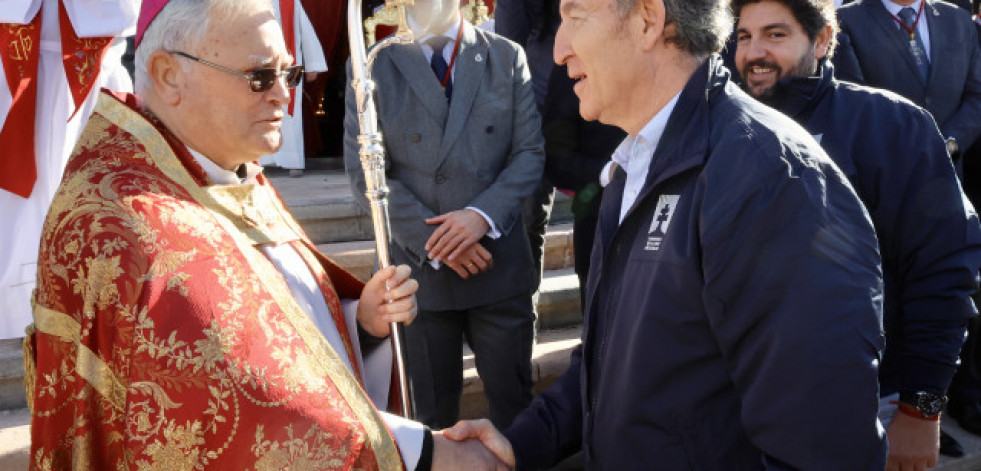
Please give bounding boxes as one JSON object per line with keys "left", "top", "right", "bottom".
{"left": 134, "top": 0, "right": 274, "bottom": 94}
{"left": 614, "top": 0, "right": 732, "bottom": 59}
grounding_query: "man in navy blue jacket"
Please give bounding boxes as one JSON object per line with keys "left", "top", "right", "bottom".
{"left": 733, "top": 0, "right": 981, "bottom": 468}
{"left": 443, "top": 0, "right": 889, "bottom": 468}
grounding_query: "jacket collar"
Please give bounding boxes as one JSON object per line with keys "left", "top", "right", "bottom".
{"left": 600, "top": 55, "right": 729, "bottom": 244}
{"left": 631, "top": 55, "right": 724, "bottom": 202}
{"left": 760, "top": 58, "right": 835, "bottom": 124}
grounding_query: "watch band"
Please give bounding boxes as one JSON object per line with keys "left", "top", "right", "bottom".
{"left": 896, "top": 401, "right": 941, "bottom": 421}
{"left": 897, "top": 390, "right": 947, "bottom": 419}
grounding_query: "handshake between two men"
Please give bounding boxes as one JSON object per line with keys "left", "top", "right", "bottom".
{"left": 434, "top": 420, "right": 516, "bottom": 470}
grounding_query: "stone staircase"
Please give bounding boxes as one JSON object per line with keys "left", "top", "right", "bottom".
{"left": 281, "top": 165, "right": 586, "bottom": 419}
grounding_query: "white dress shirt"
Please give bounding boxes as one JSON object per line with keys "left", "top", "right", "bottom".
{"left": 610, "top": 93, "right": 681, "bottom": 224}
{"left": 416, "top": 15, "right": 462, "bottom": 82}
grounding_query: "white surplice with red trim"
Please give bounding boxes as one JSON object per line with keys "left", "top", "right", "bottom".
{"left": 0, "top": 0, "right": 137, "bottom": 340}
{"left": 259, "top": 0, "right": 328, "bottom": 171}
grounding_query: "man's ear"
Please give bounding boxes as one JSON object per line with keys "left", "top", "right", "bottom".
{"left": 636, "top": 0, "right": 667, "bottom": 50}
{"left": 146, "top": 50, "right": 183, "bottom": 105}
{"left": 814, "top": 24, "right": 833, "bottom": 60}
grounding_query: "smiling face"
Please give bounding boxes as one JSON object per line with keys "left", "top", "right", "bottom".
{"left": 734, "top": 0, "right": 830, "bottom": 100}
{"left": 553, "top": 0, "right": 646, "bottom": 127}
{"left": 171, "top": 8, "right": 292, "bottom": 170}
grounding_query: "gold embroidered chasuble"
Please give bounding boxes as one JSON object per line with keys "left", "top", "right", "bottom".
{"left": 25, "top": 91, "right": 403, "bottom": 471}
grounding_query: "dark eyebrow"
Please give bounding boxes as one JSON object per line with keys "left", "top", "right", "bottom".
{"left": 763, "top": 23, "right": 792, "bottom": 32}
{"left": 736, "top": 23, "right": 792, "bottom": 36}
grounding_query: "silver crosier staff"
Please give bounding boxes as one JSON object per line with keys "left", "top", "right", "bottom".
{"left": 347, "top": 0, "right": 417, "bottom": 419}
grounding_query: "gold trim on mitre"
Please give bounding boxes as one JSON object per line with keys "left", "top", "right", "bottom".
{"left": 93, "top": 93, "right": 402, "bottom": 470}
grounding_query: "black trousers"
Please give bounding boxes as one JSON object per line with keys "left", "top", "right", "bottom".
{"left": 523, "top": 178, "right": 556, "bottom": 291}
{"left": 405, "top": 293, "right": 535, "bottom": 429}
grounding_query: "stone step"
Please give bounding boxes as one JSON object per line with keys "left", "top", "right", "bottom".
{"left": 319, "top": 223, "right": 576, "bottom": 281}
{"left": 460, "top": 326, "right": 581, "bottom": 421}
{"left": 0, "top": 339, "right": 24, "bottom": 413}
{"left": 320, "top": 235, "right": 582, "bottom": 331}
{"left": 0, "top": 268, "right": 584, "bottom": 412}
{"left": 319, "top": 223, "right": 583, "bottom": 331}
{"left": 266, "top": 168, "right": 573, "bottom": 245}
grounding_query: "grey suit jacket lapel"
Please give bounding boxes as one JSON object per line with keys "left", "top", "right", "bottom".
{"left": 389, "top": 41, "right": 449, "bottom": 123}
{"left": 439, "top": 23, "right": 487, "bottom": 162}
{"left": 864, "top": 0, "right": 927, "bottom": 87}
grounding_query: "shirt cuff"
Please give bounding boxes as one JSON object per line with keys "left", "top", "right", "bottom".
{"left": 599, "top": 161, "right": 615, "bottom": 188}
{"left": 465, "top": 206, "right": 501, "bottom": 239}
{"left": 417, "top": 426, "right": 434, "bottom": 471}
{"left": 381, "top": 411, "right": 427, "bottom": 470}
{"left": 342, "top": 299, "right": 359, "bottom": 327}
{"left": 428, "top": 206, "right": 498, "bottom": 270}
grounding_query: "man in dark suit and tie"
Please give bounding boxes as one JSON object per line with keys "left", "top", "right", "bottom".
{"left": 843, "top": 0, "right": 975, "bottom": 11}
{"left": 833, "top": 0, "right": 981, "bottom": 174}
{"left": 344, "top": 0, "right": 545, "bottom": 430}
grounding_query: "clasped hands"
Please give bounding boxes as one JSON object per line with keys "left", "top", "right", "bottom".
{"left": 432, "top": 419, "right": 516, "bottom": 471}
{"left": 425, "top": 209, "right": 494, "bottom": 279}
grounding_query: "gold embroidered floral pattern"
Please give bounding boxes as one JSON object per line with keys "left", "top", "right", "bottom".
{"left": 253, "top": 423, "right": 360, "bottom": 471}
{"left": 27, "top": 93, "right": 402, "bottom": 471}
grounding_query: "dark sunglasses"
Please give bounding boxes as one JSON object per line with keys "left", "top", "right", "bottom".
{"left": 168, "top": 50, "right": 304, "bottom": 92}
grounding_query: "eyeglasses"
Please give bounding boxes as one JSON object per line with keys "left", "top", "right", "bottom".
{"left": 168, "top": 50, "right": 304, "bottom": 92}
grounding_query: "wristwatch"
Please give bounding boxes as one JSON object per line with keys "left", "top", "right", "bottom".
{"left": 947, "top": 137, "right": 960, "bottom": 158}
{"left": 898, "top": 391, "right": 947, "bottom": 419}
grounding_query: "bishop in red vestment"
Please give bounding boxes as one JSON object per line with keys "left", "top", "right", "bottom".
{"left": 22, "top": 0, "right": 510, "bottom": 469}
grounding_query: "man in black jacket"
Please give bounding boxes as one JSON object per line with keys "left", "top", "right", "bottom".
{"left": 442, "top": 0, "right": 889, "bottom": 468}
{"left": 733, "top": 0, "right": 981, "bottom": 468}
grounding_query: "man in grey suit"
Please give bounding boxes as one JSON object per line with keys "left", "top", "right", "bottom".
{"left": 833, "top": 0, "right": 981, "bottom": 170}
{"left": 344, "top": 0, "right": 545, "bottom": 430}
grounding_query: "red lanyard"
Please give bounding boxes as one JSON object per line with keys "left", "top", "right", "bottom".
{"left": 438, "top": 15, "right": 465, "bottom": 88}
{"left": 890, "top": 1, "right": 925, "bottom": 40}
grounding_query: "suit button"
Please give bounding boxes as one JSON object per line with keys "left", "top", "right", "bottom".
{"left": 411, "top": 133, "right": 422, "bottom": 142}
{"left": 486, "top": 125, "right": 494, "bottom": 134}
{"left": 925, "top": 97, "right": 932, "bottom": 105}
{"left": 435, "top": 174, "right": 446, "bottom": 184}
